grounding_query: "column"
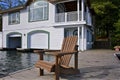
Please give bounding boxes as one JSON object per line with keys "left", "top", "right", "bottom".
{"left": 81, "top": 25, "right": 84, "bottom": 51}
{"left": 49, "top": 2, "right": 55, "bottom": 23}
{"left": 77, "top": 0, "right": 80, "bottom": 21}
{"left": 81, "top": 0, "right": 85, "bottom": 21}
{"left": 3, "top": 32, "right": 7, "bottom": 48}
{"left": 2, "top": 32, "right": 3, "bottom": 48}
{"left": 78, "top": 27, "right": 80, "bottom": 50}
{"left": 22, "top": 33, "right": 27, "bottom": 49}
{"left": 84, "top": 26, "right": 87, "bottom": 50}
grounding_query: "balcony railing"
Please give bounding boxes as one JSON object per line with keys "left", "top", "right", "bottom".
{"left": 55, "top": 11, "right": 82, "bottom": 23}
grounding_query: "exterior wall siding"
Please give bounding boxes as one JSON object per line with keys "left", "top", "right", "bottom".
{"left": 0, "top": 32, "right": 2, "bottom": 48}
{"left": 86, "top": 7, "right": 92, "bottom": 26}
{"left": 2, "top": 27, "right": 64, "bottom": 49}
{"left": 1, "top": 0, "right": 93, "bottom": 51}
{"left": 3, "top": 3, "right": 55, "bottom": 31}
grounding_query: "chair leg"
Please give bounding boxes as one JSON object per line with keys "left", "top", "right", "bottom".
{"left": 75, "top": 53, "right": 78, "bottom": 69}
{"left": 39, "top": 68, "right": 44, "bottom": 76}
{"left": 55, "top": 69, "right": 59, "bottom": 80}
{"left": 55, "top": 56, "right": 60, "bottom": 80}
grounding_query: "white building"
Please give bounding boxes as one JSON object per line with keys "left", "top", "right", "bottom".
{"left": 0, "top": 0, "right": 94, "bottom": 51}
{"left": 0, "top": 32, "right": 2, "bottom": 48}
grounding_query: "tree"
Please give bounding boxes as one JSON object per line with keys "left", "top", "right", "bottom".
{"left": 91, "top": 0, "right": 120, "bottom": 48}
{"left": 111, "top": 19, "right": 120, "bottom": 46}
{"left": 0, "top": 0, "right": 27, "bottom": 10}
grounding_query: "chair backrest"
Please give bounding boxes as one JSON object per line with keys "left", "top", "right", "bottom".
{"left": 60, "top": 36, "right": 78, "bottom": 66}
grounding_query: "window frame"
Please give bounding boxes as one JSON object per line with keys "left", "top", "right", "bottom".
{"left": 8, "top": 11, "right": 20, "bottom": 25}
{"left": 28, "top": 0, "right": 49, "bottom": 22}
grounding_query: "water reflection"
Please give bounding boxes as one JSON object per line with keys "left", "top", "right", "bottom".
{"left": 0, "top": 51, "right": 39, "bottom": 77}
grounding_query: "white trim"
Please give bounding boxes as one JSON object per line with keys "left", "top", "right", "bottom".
{"left": 9, "top": 34, "right": 21, "bottom": 37}
{"left": 81, "top": 0, "right": 84, "bottom": 21}
{"left": 81, "top": 25, "right": 84, "bottom": 51}
{"left": 53, "top": 21, "right": 86, "bottom": 27}
{"left": 29, "top": 0, "right": 49, "bottom": 21}
{"left": 77, "top": 0, "right": 80, "bottom": 21}
{"left": 78, "top": 27, "right": 80, "bottom": 50}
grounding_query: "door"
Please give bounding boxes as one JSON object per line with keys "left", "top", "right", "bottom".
{"left": 28, "top": 32, "right": 49, "bottom": 49}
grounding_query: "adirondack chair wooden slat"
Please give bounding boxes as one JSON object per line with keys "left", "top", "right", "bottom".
{"left": 60, "top": 36, "right": 77, "bottom": 66}
{"left": 34, "top": 36, "right": 79, "bottom": 80}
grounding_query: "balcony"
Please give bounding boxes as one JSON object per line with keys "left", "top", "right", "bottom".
{"left": 55, "top": 11, "right": 82, "bottom": 23}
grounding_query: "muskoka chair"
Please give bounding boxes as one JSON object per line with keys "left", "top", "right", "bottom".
{"left": 34, "top": 36, "right": 79, "bottom": 80}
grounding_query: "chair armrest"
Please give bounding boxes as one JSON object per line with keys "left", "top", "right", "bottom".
{"left": 34, "top": 49, "right": 60, "bottom": 54}
{"left": 45, "top": 50, "right": 60, "bottom": 52}
{"left": 34, "top": 49, "right": 78, "bottom": 56}
{"left": 34, "top": 50, "right": 47, "bottom": 56}
{"left": 34, "top": 50, "right": 45, "bottom": 53}
{"left": 47, "top": 51, "right": 78, "bottom": 56}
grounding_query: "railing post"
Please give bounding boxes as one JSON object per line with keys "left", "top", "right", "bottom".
{"left": 81, "top": 0, "right": 85, "bottom": 21}
{"left": 77, "top": 0, "right": 80, "bottom": 21}
{"left": 65, "top": 12, "right": 67, "bottom": 22}
{"left": 78, "top": 27, "right": 80, "bottom": 50}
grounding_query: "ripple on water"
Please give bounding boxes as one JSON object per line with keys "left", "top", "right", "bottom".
{"left": 0, "top": 50, "right": 39, "bottom": 78}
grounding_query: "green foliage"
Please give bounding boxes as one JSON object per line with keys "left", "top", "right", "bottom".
{"left": 92, "top": 1, "right": 118, "bottom": 26}
{"left": 91, "top": 0, "right": 120, "bottom": 48}
{"left": 114, "top": 20, "right": 120, "bottom": 32}
{"left": 111, "top": 20, "right": 120, "bottom": 46}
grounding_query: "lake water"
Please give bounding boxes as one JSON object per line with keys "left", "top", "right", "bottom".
{"left": 0, "top": 50, "right": 39, "bottom": 78}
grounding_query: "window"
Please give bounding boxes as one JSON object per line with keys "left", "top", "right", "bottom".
{"left": 9, "top": 12, "right": 20, "bottom": 25}
{"left": 29, "top": 0, "right": 49, "bottom": 22}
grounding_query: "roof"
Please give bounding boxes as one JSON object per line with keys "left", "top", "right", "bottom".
{"left": 0, "top": 0, "right": 92, "bottom": 14}
{"left": 25, "top": 0, "right": 35, "bottom": 6}
{"left": 0, "top": 6, "right": 25, "bottom": 14}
